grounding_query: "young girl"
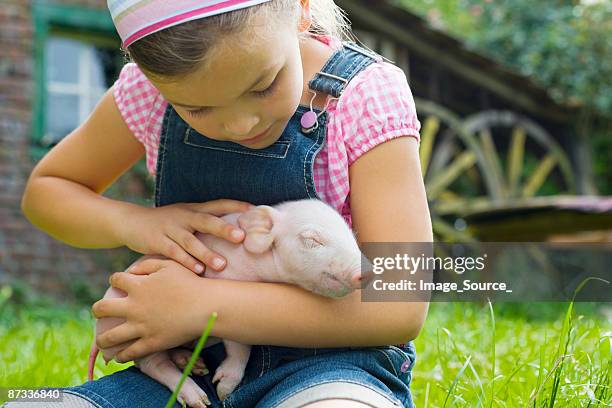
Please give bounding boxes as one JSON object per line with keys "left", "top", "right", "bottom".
{"left": 20, "top": 0, "right": 431, "bottom": 407}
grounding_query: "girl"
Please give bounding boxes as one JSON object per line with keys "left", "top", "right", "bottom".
{"left": 20, "top": 0, "right": 431, "bottom": 407}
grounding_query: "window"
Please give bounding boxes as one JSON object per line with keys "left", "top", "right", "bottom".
{"left": 32, "top": 4, "right": 122, "bottom": 158}
{"left": 42, "top": 34, "right": 122, "bottom": 147}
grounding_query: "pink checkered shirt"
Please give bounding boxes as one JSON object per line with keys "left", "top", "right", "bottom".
{"left": 112, "top": 39, "right": 421, "bottom": 228}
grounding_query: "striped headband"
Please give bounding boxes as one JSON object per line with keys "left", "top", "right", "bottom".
{"left": 108, "top": 0, "right": 274, "bottom": 48}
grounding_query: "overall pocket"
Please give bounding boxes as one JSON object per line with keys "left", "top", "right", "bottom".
{"left": 183, "top": 127, "right": 291, "bottom": 158}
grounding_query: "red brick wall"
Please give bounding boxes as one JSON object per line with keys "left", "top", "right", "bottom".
{"left": 0, "top": 0, "right": 150, "bottom": 303}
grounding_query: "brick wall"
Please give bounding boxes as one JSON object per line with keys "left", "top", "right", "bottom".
{"left": 0, "top": 0, "right": 151, "bottom": 304}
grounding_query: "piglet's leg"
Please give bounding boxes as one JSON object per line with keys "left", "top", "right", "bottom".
{"left": 136, "top": 351, "right": 211, "bottom": 408}
{"left": 212, "top": 341, "right": 251, "bottom": 401}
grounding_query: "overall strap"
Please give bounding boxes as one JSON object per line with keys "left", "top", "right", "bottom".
{"left": 308, "top": 42, "right": 383, "bottom": 98}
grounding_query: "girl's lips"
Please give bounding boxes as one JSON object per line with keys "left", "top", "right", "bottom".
{"left": 242, "top": 126, "right": 272, "bottom": 143}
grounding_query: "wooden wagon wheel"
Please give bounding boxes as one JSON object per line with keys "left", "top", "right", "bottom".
{"left": 415, "top": 100, "right": 572, "bottom": 287}
{"left": 461, "top": 110, "right": 576, "bottom": 200}
{"left": 415, "top": 100, "right": 577, "bottom": 242}
{"left": 460, "top": 111, "right": 575, "bottom": 280}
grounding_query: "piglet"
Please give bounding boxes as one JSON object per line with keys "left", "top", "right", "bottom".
{"left": 88, "top": 198, "right": 373, "bottom": 407}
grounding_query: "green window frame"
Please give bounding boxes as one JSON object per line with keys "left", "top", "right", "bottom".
{"left": 31, "top": 2, "right": 121, "bottom": 160}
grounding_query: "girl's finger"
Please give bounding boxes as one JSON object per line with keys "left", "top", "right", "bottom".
{"left": 175, "top": 231, "right": 222, "bottom": 273}
{"left": 96, "top": 324, "right": 142, "bottom": 350}
{"left": 126, "top": 257, "right": 168, "bottom": 275}
{"left": 91, "top": 296, "right": 129, "bottom": 319}
{"left": 108, "top": 271, "right": 142, "bottom": 292}
{"left": 193, "top": 213, "right": 245, "bottom": 244}
{"left": 126, "top": 255, "right": 167, "bottom": 272}
{"left": 162, "top": 238, "right": 205, "bottom": 274}
{"left": 115, "top": 339, "right": 153, "bottom": 363}
{"left": 102, "top": 338, "right": 138, "bottom": 364}
{"left": 194, "top": 199, "right": 255, "bottom": 216}
{"left": 101, "top": 340, "right": 136, "bottom": 364}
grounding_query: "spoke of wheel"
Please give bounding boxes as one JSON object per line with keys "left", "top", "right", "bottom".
{"left": 522, "top": 153, "right": 558, "bottom": 197}
{"left": 437, "top": 190, "right": 461, "bottom": 202}
{"left": 507, "top": 126, "right": 526, "bottom": 197}
{"left": 433, "top": 197, "right": 496, "bottom": 217}
{"left": 432, "top": 216, "right": 478, "bottom": 243}
{"left": 427, "top": 151, "right": 478, "bottom": 200}
{"left": 419, "top": 115, "right": 440, "bottom": 177}
{"left": 479, "top": 128, "right": 506, "bottom": 199}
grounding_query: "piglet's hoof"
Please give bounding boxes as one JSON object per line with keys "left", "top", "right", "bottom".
{"left": 212, "top": 362, "right": 242, "bottom": 402}
{"left": 177, "top": 377, "right": 211, "bottom": 408}
{"left": 169, "top": 348, "right": 209, "bottom": 376}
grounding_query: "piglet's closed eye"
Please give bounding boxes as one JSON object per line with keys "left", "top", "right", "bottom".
{"left": 299, "top": 230, "right": 324, "bottom": 249}
{"left": 237, "top": 205, "right": 277, "bottom": 254}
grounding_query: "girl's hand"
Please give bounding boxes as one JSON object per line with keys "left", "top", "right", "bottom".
{"left": 92, "top": 260, "right": 213, "bottom": 362}
{"left": 115, "top": 199, "right": 254, "bottom": 274}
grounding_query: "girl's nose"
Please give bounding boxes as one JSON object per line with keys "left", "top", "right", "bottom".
{"left": 223, "top": 115, "right": 260, "bottom": 137}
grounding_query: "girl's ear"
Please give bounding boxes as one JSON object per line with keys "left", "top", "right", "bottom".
{"left": 298, "top": 0, "right": 312, "bottom": 33}
{"left": 237, "top": 205, "right": 278, "bottom": 254}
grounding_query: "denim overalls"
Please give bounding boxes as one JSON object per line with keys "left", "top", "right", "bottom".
{"left": 56, "top": 41, "right": 417, "bottom": 408}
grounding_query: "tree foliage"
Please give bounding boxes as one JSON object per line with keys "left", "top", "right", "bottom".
{"left": 395, "top": 0, "right": 612, "bottom": 115}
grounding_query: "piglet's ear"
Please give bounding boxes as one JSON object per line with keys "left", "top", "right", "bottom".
{"left": 237, "top": 205, "right": 277, "bottom": 254}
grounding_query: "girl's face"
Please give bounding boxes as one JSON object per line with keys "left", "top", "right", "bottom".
{"left": 151, "top": 17, "right": 306, "bottom": 149}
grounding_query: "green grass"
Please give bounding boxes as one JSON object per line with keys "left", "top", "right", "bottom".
{"left": 411, "top": 302, "right": 610, "bottom": 407}
{"left": 0, "top": 285, "right": 610, "bottom": 407}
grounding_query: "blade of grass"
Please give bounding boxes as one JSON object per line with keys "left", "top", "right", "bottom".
{"left": 439, "top": 325, "right": 485, "bottom": 404}
{"left": 443, "top": 355, "right": 472, "bottom": 408}
{"left": 549, "top": 278, "right": 609, "bottom": 407}
{"left": 593, "top": 357, "right": 610, "bottom": 406}
{"left": 487, "top": 299, "right": 496, "bottom": 408}
{"left": 529, "top": 353, "right": 573, "bottom": 406}
{"left": 548, "top": 305, "right": 573, "bottom": 407}
{"left": 165, "top": 312, "right": 217, "bottom": 408}
{"left": 467, "top": 360, "right": 485, "bottom": 407}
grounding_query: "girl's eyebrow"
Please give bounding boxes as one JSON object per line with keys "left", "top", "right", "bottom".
{"left": 168, "top": 65, "right": 280, "bottom": 109}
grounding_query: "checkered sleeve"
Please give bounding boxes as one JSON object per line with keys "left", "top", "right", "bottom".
{"left": 112, "top": 63, "right": 166, "bottom": 175}
{"left": 339, "top": 62, "right": 421, "bottom": 166}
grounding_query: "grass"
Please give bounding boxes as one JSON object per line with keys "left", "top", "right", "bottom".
{"left": 0, "top": 284, "right": 610, "bottom": 407}
{"left": 411, "top": 302, "right": 610, "bottom": 407}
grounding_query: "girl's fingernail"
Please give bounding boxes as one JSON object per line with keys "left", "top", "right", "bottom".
{"left": 213, "top": 258, "right": 225, "bottom": 269}
{"left": 195, "top": 264, "right": 204, "bottom": 273}
{"left": 231, "top": 229, "right": 245, "bottom": 240}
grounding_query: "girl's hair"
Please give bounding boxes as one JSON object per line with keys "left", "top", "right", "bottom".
{"left": 126, "top": 0, "right": 356, "bottom": 82}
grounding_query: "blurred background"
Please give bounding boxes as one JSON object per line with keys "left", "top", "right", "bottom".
{"left": 0, "top": 0, "right": 610, "bottom": 406}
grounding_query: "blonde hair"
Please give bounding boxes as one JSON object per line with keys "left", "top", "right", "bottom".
{"left": 305, "top": 0, "right": 355, "bottom": 43}
{"left": 126, "top": 0, "right": 356, "bottom": 82}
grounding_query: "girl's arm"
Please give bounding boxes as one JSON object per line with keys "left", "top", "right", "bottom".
{"left": 21, "top": 87, "right": 250, "bottom": 272}
{"left": 96, "top": 136, "right": 430, "bottom": 361}
{"left": 21, "top": 87, "right": 146, "bottom": 248}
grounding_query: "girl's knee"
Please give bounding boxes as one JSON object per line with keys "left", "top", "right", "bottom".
{"left": 302, "top": 400, "right": 372, "bottom": 408}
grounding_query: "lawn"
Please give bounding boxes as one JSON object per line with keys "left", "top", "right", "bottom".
{"left": 0, "top": 284, "right": 609, "bottom": 407}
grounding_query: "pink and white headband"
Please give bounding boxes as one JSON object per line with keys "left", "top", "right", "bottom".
{"left": 108, "top": 0, "right": 274, "bottom": 48}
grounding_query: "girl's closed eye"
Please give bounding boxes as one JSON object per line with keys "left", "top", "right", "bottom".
{"left": 252, "top": 75, "right": 280, "bottom": 98}
{"left": 187, "top": 107, "right": 211, "bottom": 118}
{"left": 187, "top": 72, "right": 281, "bottom": 118}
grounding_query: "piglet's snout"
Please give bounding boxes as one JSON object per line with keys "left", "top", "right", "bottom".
{"left": 349, "top": 264, "right": 374, "bottom": 289}
{"left": 350, "top": 271, "right": 374, "bottom": 289}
